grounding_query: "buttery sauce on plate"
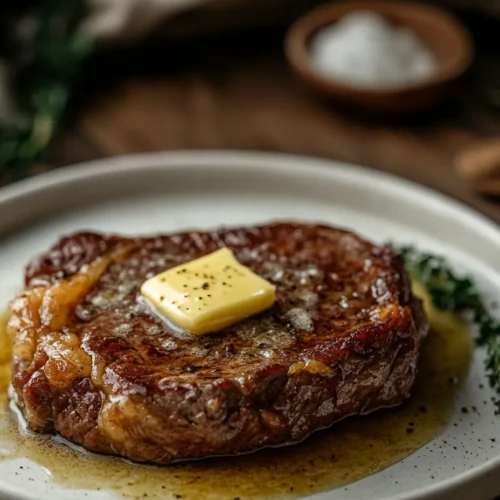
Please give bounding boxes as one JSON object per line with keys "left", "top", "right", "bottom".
{"left": 0, "top": 285, "right": 473, "bottom": 500}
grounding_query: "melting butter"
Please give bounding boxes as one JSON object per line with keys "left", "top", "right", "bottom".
{"left": 0, "top": 285, "right": 473, "bottom": 499}
{"left": 0, "top": 310, "right": 11, "bottom": 395}
{"left": 141, "top": 248, "right": 276, "bottom": 335}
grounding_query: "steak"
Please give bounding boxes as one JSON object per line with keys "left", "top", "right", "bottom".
{"left": 8, "top": 222, "right": 428, "bottom": 464}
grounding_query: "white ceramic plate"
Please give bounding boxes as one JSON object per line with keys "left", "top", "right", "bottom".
{"left": 1, "top": 151, "right": 500, "bottom": 500}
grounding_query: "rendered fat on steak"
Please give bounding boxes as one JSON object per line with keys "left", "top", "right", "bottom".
{"left": 8, "top": 222, "right": 429, "bottom": 464}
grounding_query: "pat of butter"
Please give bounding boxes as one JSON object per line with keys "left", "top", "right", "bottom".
{"left": 140, "top": 248, "right": 276, "bottom": 335}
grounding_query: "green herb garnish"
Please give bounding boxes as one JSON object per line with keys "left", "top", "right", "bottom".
{"left": 0, "top": 0, "right": 91, "bottom": 179}
{"left": 400, "top": 246, "right": 500, "bottom": 405}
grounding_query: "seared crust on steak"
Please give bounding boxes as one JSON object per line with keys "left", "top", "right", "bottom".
{"left": 8, "top": 222, "right": 428, "bottom": 463}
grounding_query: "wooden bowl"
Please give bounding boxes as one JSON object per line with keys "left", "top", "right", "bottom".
{"left": 285, "top": 0, "right": 474, "bottom": 114}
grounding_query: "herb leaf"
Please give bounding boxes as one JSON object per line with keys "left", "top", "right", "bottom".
{"left": 400, "top": 246, "right": 500, "bottom": 399}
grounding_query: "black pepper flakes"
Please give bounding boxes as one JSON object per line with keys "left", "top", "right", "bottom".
{"left": 201, "top": 282, "right": 209, "bottom": 289}
{"left": 406, "top": 428, "right": 414, "bottom": 434}
{"left": 461, "top": 407, "right": 469, "bottom": 414}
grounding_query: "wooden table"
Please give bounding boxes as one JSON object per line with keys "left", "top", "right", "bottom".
{"left": 47, "top": 25, "right": 500, "bottom": 222}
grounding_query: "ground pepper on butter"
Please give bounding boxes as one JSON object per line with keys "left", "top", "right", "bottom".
{"left": 140, "top": 248, "right": 276, "bottom": 336}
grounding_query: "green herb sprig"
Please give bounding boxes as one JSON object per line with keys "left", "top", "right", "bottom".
{"left": 400, "top": 246, "right": 500, "bottom": 399}
{"left": 0, "top": 0, "right": 91, "bottom": 179}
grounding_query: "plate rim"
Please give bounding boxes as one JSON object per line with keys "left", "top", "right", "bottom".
{"left": 0, "top": 150, "right": 499, "bottom": 500}
{"left": 1, "top": 150, "right": 499, "bottom": 244}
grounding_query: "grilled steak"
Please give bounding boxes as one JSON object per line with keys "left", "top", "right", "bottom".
{"left": 8, "top": 222, "right": 428, "bottom": 463}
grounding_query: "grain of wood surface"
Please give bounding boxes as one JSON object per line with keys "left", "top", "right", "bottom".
{"left": 40, "top": 28, "right": 500, "bottom": 224}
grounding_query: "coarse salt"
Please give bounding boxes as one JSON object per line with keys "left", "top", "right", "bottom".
{"left": 286, "top": 307, "right": 314, "bottom": 331}
{"left": 310, "top": 11, "right": 438, "bottom": 88}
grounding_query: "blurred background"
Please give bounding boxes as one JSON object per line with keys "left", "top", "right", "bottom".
{"left": 2, "top": 0, "right": 500, "bottom": 220}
